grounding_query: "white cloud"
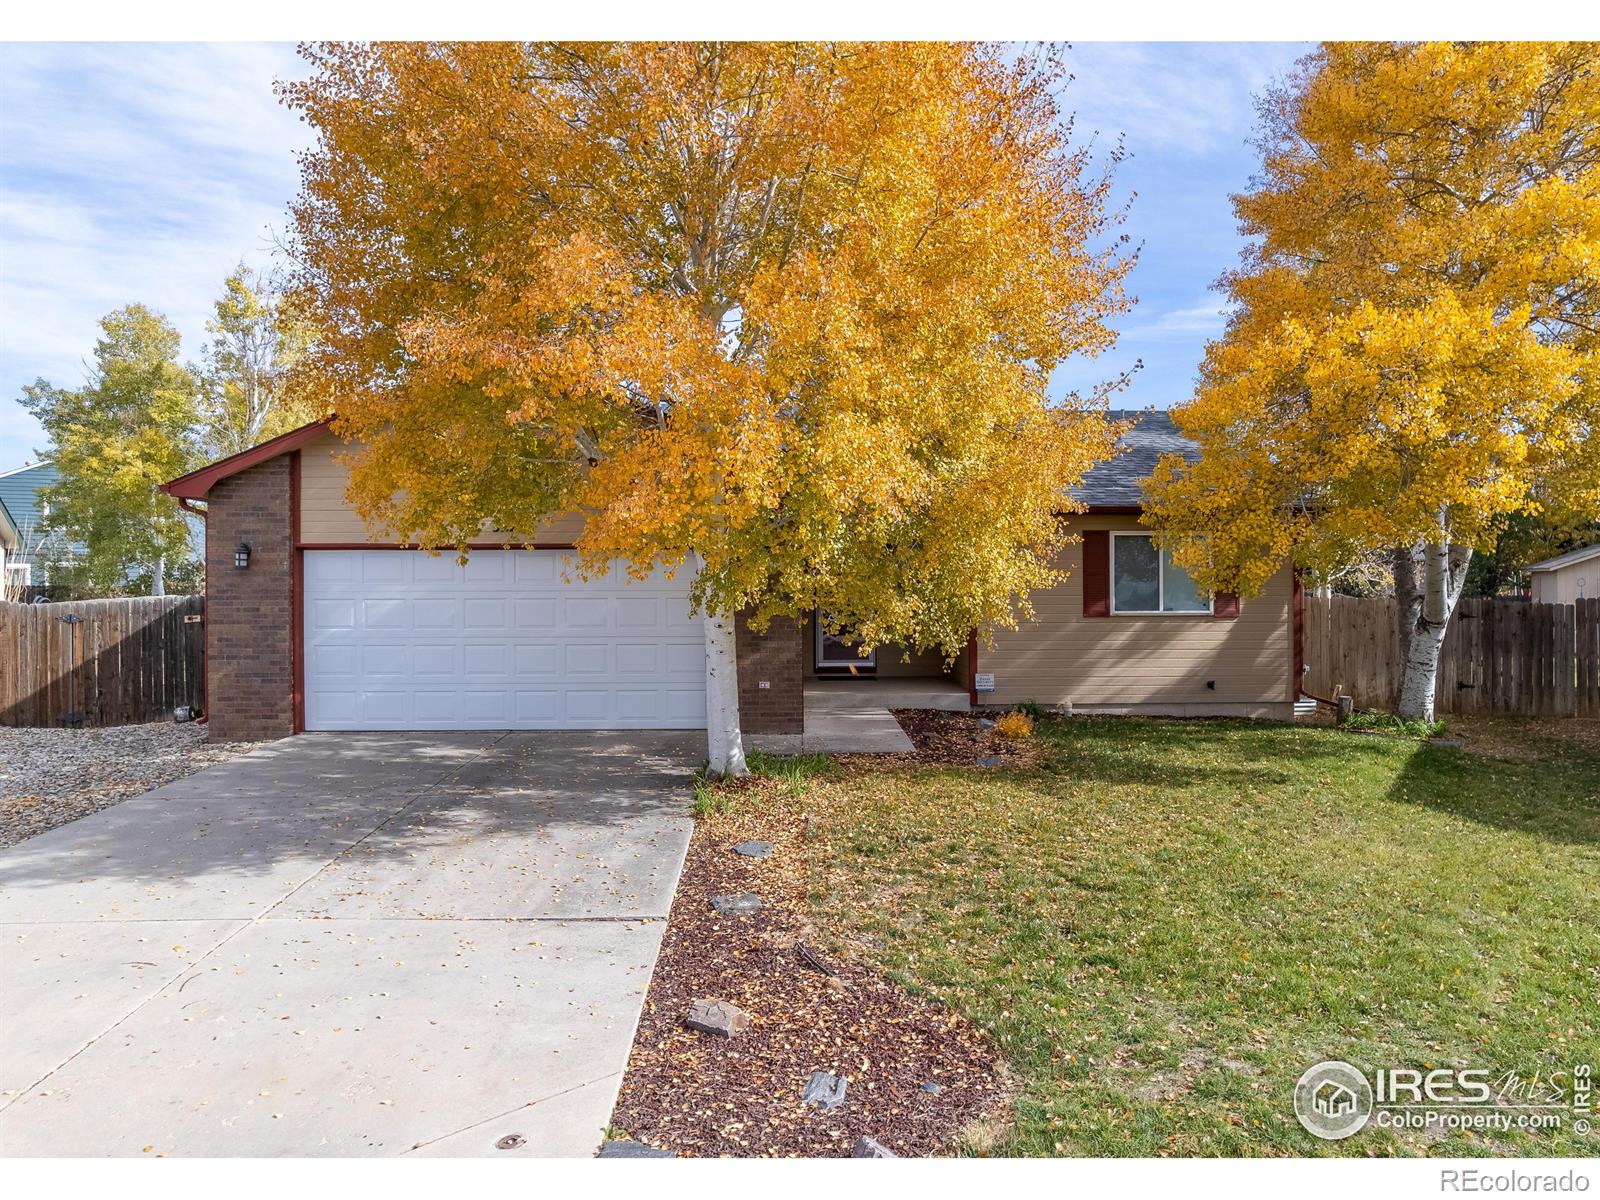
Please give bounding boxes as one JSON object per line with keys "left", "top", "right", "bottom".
{"left": 0, "top": 42, "right": 311, "bottom": 467}
{"left": 1062, "top": 42, "right": 1305, "bottom": 158}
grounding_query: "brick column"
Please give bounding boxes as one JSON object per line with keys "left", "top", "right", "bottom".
{"left": 735, "top": 613, "right": 804, "bottom": 735}
{"left": 205, "top": 457, "right": 295, "bottom": 741}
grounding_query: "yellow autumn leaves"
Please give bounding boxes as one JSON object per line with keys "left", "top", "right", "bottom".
{"left": 281, "top": 42, "right": 1132, "bottom": 657}
{"left": 1145, "top": 42, "right": 1600, "bottom": 596}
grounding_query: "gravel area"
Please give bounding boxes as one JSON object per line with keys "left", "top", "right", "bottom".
{"left": 0, "top": 723, "right": 251, "bottom": 849}
{"left": 611, "top": 777, "right": 1007, "bottom": 1158}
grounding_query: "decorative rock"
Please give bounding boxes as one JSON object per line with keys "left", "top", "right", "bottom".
{"left": 733, "top": 840, "right": 773, "bottom": 858}
{"left": 975, "top": 756, "right": 1002, "bottom": 767}
{"left": 598, "top": 1139, "right": 676, "bottom": 1158}
{"left": 803, "top": 1071, "right": 848, "bottom": 1110}
{"left": 977, "top": 718, "right": 995, "bottom": 729}
{"left": 851, "top": 1135, "right": 897, "bottom": 1158}
{"left": 921, "top": 1081, "right": 944, "bottom": 1094}
{"left": 709, "top": 892, "right": 763, "bottom": 916}
{"left": 684, "top": 998, "right": 752, "bottom": 1038}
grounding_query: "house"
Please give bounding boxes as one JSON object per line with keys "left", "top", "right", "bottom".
{"left": 0, "top": 494, "right": 19, "bottom": 592}
{"left": 0, "top": 460, "right": 78, "bottom": 586}
{"left": 1528, "top": 543, "right": 1600, "bottom": 605}
{"left": 159, "top": 411, "right": 1300, "bottom": 742}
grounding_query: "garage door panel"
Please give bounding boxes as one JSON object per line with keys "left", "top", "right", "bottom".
{"left": 515, "top": 598, "right": 556, "bottom": 628}
{"left": 362, "top": 598, "right": 409, "bottom": 629}
{"left": 304, "top": 550, "right": 706, "bottom": 730}
{"left": 615, "top": 643, "right": 658, "bottom": 674}
{"left": 412, "top": 645, "right": 456, "bottom": 676}
{"left": 513, "top": 690, "right": 560, "bottom": 722}
{"left": 666, "top": 689, "right": 708, "bottom": 721}
{"left": 359, "top": 690, "right": 408, "bottom": 723}
{"left": 564, "top": 643, "right": 610, "bottom": 675}
{"left": 360, "top": 553, "right": 409, "bottom": 584}
{"left": 463, "top": 643, "right": 512, "bottom": 675}
{"left": 412, "top": 597, "right": 458, "bottom": 629}
{"left": 512, "top": 644, "right": 559, "bottom": 677}
{"left": 413, "top": 554, "right": 460, "bottom": 583}
{"left": 513, "top": 554, "right": 558, "bottom": 583}
{"left": 462, "top": 554, "right": 508, "bottom": 584}
{"left": 361, "top": 643, "right": 412, "bottom": 676}
{"left": 562, "top": 597, "right": 610, "bottom": 628}
{"left": 311, "top": 598, "right": 356, "bottom": 632}
{"left": 563, "top": 691, "right": 609, "bottom": 722}
{"left": 463, "top": 597, "right": 508, "bottom": 629}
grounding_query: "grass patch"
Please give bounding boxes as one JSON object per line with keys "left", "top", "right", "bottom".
{"left": 693, "top": 750, "right": 834, "bottom": 816}
{"left": 807, "top": 717, "right": 1600, "bottom": 1156}
{"left": 746, "top": 749, "right": 834, "bottom": 797}
{"left": 1344, "top": 710, "right": 1448, "bottom": 739}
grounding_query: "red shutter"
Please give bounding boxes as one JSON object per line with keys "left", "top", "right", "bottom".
{"left": 1214, "top": 591, "right": 1240, "bottom": 619}
{"left": 1082, "top": 530, "right": 1110, "bottom": 617}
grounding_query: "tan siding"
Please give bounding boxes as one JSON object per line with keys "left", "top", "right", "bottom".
{"left": 982, "top": 514, "right": 1293, "bottom": 714}
{"left": 297, "top": 433, "right": 587, "bottom": 546}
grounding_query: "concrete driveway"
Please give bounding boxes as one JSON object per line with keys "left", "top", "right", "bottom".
{"left": 0, "top": 730, "right": 698, "bottom": 1157}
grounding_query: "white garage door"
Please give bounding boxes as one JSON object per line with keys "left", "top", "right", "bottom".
{"left": 303, "top": 550, "right": 707, "bottom": 730}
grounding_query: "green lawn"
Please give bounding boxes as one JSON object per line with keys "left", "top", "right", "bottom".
{"left": 805, "top": 718, "right": 1600, "bottom": 1156}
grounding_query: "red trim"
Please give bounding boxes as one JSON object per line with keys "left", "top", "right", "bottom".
{"left": 1292, "top": 569, "right": 1305, "bottom": 699}
{"left": 1082, "top": 529, "right": 1110, "bottom": 617}
{"left": 1214, "top": 591, "right": 1241, "bottom": 619}
{"left": 1079, "top": 503, "right": 1144, "bottom": 515}
{"left": 296, "top": 541, "right": 579, "bottom": 551}
{"left": 161, "top": 418, "right": 333, "bottom": 500}
{"left": 965, "top": 628, "right": 978, "bottom": 705}
{"left": 291, "top": 450, "right": 305, "bottom": 734}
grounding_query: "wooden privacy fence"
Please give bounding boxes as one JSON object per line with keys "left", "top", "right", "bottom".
{"left": 0, "top": 596, "right": 205, "bottom": 728}
{"left": 1304, "top": 593, "right": 1600, "bottom": 717}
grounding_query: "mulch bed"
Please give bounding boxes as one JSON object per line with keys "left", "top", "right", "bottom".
{"left": 611, "top": 774, "right": 1008, "bottom": 1158}
{"left": 889, "top": 707, "right": 1043, "bottom": 768}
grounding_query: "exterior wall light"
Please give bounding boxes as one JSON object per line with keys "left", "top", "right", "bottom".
{"left": 235, "top": 543, "right": 252, "bottom": 569}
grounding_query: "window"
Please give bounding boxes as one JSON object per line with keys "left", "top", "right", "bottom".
{"left": 1110, "top": 533, "right": 1211, "bottom": 614}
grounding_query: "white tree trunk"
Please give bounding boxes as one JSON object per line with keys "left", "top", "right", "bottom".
{"left": 702, "top": 607, "right": 748, "bottom": 778}
{"left": 1392, "top": 535, "right": 1470, "bottom": 723}
{"left": 153, "top": 553, "right": 166, "bottom": 598}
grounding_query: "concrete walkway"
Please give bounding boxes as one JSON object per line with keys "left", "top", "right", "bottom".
{"left": 0, "top": 730, "right": 698, "bottom": 1158}
{"left": 748, "top": 679, "right": 968, "bottom": 754}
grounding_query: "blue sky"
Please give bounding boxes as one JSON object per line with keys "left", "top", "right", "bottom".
{"left": 0, "top": 40, "right": 1308, "bottom": 470}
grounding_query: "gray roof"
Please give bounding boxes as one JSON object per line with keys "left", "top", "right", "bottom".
{"left": 1069, "top": 409, "right": 1197, "bottom": 508}
{"left": 1528, "top": 542, "right": 1600, "bottom": 573}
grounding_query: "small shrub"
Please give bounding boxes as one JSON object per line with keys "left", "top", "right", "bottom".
{"left": 993, "top": 709, "right": 1035, "bottom": 740}
{"left": 1013, "top": 700, "right": 1052, "bottom": 722}
{"left": 1344, "top": 710, "right": 1447, "bottom": 739}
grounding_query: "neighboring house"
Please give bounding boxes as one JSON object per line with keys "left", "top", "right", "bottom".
{"left": 1528, "top": 543, "right": 1600, "bottom": 605}
{"left": 0, "top": 494, "right": 19, "bottom": 591}
{"left": 160, "top": 411, "right": 1300, "bottom": 742}
{"left": 0, "top": 460, "right": 79, "bottom": 585}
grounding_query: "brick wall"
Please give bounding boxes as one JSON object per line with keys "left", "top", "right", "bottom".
{"left": 735, "top": 613, "right": 804, "bottom": 735}
{"left": 205, "top": 457, "right": 294, "bottom": 741}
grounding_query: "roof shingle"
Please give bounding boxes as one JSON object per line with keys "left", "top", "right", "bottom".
{"left": 1069, "top": 409, "right": 1196, "bottom": 508}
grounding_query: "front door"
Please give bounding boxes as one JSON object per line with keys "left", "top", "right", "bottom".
{"left": 815, "top": 613, "right": 876, "bottom": 671}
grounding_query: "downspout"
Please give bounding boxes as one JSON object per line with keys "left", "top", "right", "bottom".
{"left": 175, "top": 496, "right": 209, "bottom": 723}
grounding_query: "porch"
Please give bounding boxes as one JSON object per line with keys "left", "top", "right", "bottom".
{"left": 747, "top": 676, "right": 971, "bottom": 755}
